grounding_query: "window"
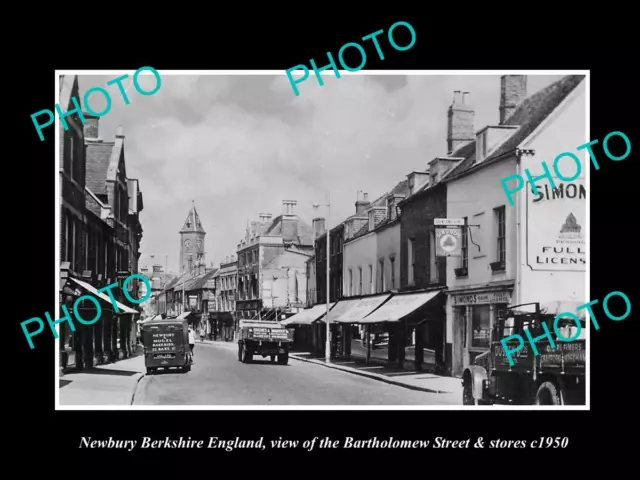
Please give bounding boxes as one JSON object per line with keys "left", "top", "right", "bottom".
{"left": 495, "top": 206, "right": 506, "bottom": 263}
{"left": 407, "top": 238, "right": 415, "bottom": 285}
{"left": 369, "top": 265, "right": 373, "bottom": 294}
{"left": 358, "top": 267, "right": 362, "bottom": 295}
{"left": 471, "top": 305, "right": 491, "bottom": 349}
{"left": 379, "top": 259, "right": 385, "bottom": 292}
{"left": 482, "top": 132, "right": 488, "bottom": 157}
{"left": 429, "top": 231, "right": 438, "bottom": 283}
{"left": 348, "top": 269, "right": 353, "bottom": 296}
{"left": 69, "top": 134, "right": 75, "bottom": 178}
{"left": 390, "top": 257, "right": 395, "bottom": 289}
{"left": 461, "top": 217, "right": 468, "bottom": 269}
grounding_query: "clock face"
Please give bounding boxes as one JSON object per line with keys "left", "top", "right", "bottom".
{"left": 197, "top": 240, "right": 203, "bottom": 249}
{"left": 184, "top": 239, "right": 192, "bottom": 247}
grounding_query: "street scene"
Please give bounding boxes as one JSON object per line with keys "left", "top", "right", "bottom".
{"left": 58, "top": 72, "right": 587, "bottom": 407}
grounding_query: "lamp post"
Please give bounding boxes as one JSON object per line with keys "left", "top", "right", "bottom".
{"left": 313, "top": 199, "right": 331, "bottom": 364}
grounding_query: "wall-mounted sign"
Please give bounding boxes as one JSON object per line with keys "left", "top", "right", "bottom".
{"left": 526, "top": 180, "right": 586, "bottom": 272}
{"left": 436, "top": 227, "right": 462, "bottom": 257}
{"left": 451, "top": 291, "right": 512, "bottom": 306}
{"left": 434, "top": 218, "right": 465, "bottom": 226}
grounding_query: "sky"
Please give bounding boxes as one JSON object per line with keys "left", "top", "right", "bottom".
{"left": 74, "top": 72, "right": 565, "bottom": 273}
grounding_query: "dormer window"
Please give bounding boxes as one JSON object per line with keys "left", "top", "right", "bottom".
{"left": 387, "top": 198, "right": 395, "bottom": 219}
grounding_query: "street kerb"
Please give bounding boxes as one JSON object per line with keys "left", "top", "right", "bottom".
{"left": 288, "top": 354, "right": 452, "bottom": 395}
{"left": 129, "top": 372, "right": 145, "bottom": 405}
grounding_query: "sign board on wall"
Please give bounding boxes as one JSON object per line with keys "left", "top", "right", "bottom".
{"left": 526, "top": 179, "right": 586, "bottom": 272}
{"left": 451, "top": 291, "right": 512, "bottom": 306}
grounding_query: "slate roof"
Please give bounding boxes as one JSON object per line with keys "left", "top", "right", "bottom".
{"left": 85, "top": 141, "right": 115, "bottom": 196}
{"left": 185, "top": 269, "right": 218, "bottom": 292}
{"left": 263, "top": 215, "right": 315, "bottom": 246}
{"left": 350, "top": 179, "right": 410, "bottom": 240}
{"left": 180, "top": 203, "right": 206, "bottom": 234}
{"left": 444, "top": 74, "right": 586, "bottom": 182}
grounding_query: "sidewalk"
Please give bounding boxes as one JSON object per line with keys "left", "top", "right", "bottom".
{"left": 58, "top": 353, "right": 145, "bottom": 406}
{"left": 289, "top": 351, "right": 462, "bottom": 396}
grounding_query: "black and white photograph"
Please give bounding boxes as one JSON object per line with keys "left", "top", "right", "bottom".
{"left": 55, "top": 71, "right": 588, "bottom": 409}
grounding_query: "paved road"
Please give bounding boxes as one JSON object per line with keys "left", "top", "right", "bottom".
{"left": 133, "top": 342, "right": 459, "bottom": 406}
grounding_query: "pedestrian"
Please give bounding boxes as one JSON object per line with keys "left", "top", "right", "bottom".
{"left": 188, "top": 326, "right": 196, "bottom": 356}
{"left": 199, "top": 326, "right": 205, "bottom": 343}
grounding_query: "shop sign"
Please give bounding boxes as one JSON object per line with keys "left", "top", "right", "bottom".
{"left": 451, "top": 291, "right": 512, "bottom": 306}
{"left": 435, "top": 227, "right": 462, "bottom": 257}
{"left": 526, "top": 179, "right": 586, "bottom": 272}
{"left": 434, "top": 218, "right": 464, "bottom": 226}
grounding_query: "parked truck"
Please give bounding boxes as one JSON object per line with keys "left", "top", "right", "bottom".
{"left": 237, "top": 319, "right": 293, "bottom": 365}
{"left": 462, "top": 302, "right": 586, "bottom": 406}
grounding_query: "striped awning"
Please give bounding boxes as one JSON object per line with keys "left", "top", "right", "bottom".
{"left": 69, "top": 278, "right": 138, "bottom": 314}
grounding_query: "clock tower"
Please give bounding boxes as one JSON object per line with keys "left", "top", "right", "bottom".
{"left": 179, "top": 201, "right": 206, "bottom": 274}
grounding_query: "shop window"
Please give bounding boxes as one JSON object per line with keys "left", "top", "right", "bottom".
{"left": 471, "top": 305, "right": 491, "bottom": 349}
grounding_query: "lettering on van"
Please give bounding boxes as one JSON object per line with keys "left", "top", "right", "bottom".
{"left": 152, "top": 332, "right": 176, "bottom": 352}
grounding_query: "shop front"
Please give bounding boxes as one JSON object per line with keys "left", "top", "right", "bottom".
{"left": 449, "top": 285, "right": 513, "bottom": 377}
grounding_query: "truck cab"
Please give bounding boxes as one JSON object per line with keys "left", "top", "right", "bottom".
{"left": 462, "top": 302, "right": 586, "bottom": 406}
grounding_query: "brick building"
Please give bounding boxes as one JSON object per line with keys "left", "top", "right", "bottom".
{"left": 58, "top": 75, "right": 142, "bottom": 371}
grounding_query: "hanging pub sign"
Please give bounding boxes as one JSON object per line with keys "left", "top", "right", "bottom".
{"left": 435, "top": 218, "right": 464, "bottom": 257}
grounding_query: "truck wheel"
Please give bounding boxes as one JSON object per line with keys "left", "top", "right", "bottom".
{"left": 277, "top": 352, "right": 289, "bottom": 365}
{"left": 270, "top": 355, "right": 276, "bottom": 363}
{"left": 463, "top": 378, "right": 490, "bottom": 405}
{"left": 535, "top": 381, "right": 561, "bottom": 405}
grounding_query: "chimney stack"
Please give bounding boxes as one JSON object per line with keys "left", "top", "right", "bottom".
{"left": 258, "top": 213, "right": 273, "bottom": 223}
{"left": 355, "top": 191, "right": 370, "bottom": 215}
{"left": 282, "top": 200, "right": 297, "bottom": 216}
{"left": 447, "top": 90, "right": 475, "bottom": 155}
{"left": 312, "top": 217, "right": 326, "bottom": 239}
{"left": 115, "top": 125, "right": 125, "bottom": 138}
{"left": 500, "top": 75, "right": 527, "bottom": 124}
{"left": 83, "top": 114, "right": 100, "bottom": 140}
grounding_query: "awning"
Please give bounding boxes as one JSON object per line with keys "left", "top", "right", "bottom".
{"left": 331, "top": 295, "right": 391, "bottom": 324}
{"left": 69, "top": 278, "right": 138, "bottom": 314}
{"left": 177, "top": 311, "right": 193, "bottom": 320}
{"left": 281, "top": 303, "right": 336, "bottom": 326}
{"left": 361, "top": 290, "right": 442, "bottom": 324}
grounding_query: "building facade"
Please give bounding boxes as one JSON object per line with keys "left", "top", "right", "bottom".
{"left": 58, "top": 76, "right": 144, "bottom": 371}
{"left": 443, "top": 74, "right": 586, "bottom": 377}
{"left": 212, "top": 255, "right": 238, "bottom": 339}
{"left": 236, "top": 201, "right": 314, "bottom": 320}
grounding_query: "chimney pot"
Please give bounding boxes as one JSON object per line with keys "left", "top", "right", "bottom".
{"left": 453, "top": 90, "right": 461, "bottom": 104}
{"left": 115, "top": 125, "right": 124, "bottom": 137}
{"left": 363, "top": 193, "right": 368, "bottom": 201}
{"left": 462, "top": 92, "right": 470, "bottom": 104}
